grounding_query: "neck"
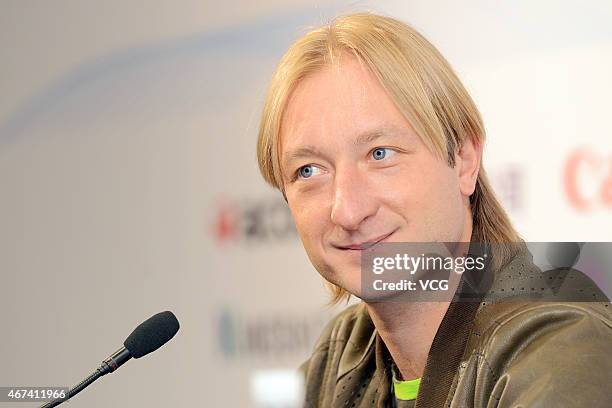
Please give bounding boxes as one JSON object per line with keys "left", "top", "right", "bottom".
{"left": 364, "top": 286, "right": 458, "bottom": 380}
{"left": 365, "top": 217, "right": 473, "bottom": 381}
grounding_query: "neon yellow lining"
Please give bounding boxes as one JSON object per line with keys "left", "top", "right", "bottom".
{"left": 393, "top": 377, "right": 421, "bottom": 401}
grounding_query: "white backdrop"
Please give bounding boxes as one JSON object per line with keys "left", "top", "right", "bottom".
{"left": 1, "top": 1, "right": 611, "bottom": 407}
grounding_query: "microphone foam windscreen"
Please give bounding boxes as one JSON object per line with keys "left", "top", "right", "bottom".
{"left": 124, "top": 311, "right": 180, "bottom": 358}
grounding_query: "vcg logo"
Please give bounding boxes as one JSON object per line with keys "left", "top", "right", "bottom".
{"left": 211, "top": 196, "right": 298, "bottom": 244}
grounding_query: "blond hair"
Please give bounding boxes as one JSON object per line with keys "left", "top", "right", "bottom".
{"left": 257, "top": 13, "right": 521, "bottom": 303}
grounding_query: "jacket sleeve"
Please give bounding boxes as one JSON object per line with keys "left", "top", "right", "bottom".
{"left": 479, "top": 303, "right": 612, "bottom": 408}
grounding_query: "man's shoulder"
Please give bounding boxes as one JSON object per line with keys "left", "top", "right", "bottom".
{"left": 300, "top": 302, "right": 377, "bottom": 385}
{"left": 468, "top": 300, "right": 612, "bottom": 363}
{"left": 463, "top": 301, "right": 612, "bottom": 406}
{"left": 471, "top": 253, "right": 611, "bottom": 344}
{"left": 311, "top": 302, "right": 375, "bottom": 352}
{"left": 497, "top": 300, "right": 609, "bottom": 332}
{"left": 300, "top": 303, "right": 384, "bottom": 406}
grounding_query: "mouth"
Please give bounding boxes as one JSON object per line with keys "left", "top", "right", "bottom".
{"left": 334, "top": 229, "right": 397, "bottom": 251}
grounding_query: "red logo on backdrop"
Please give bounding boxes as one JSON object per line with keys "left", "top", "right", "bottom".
{"left": 213, "top": 202, "right": 239, "bottom": 242}
{"left": 211, "top": 196, "right": 298, "bottom": 245}
{"left": 564, "top": 148, "right": 612, "bottom": 211}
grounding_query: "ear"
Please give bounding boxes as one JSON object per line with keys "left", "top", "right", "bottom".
{"left": 455, "top": 135, "right": 482, "bottom": 197}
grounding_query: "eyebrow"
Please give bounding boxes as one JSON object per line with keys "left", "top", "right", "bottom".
{"left": 281, "top": 126, "right": 404, "bottom": 171}
{"left": 353, "top": 128, "right": 389, "bottom": 146}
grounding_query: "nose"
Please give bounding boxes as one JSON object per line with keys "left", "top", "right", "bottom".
{"left": 330, "top": 165, "right": 378, "bottom": 231}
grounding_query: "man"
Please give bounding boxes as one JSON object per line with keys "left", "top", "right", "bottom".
{"left": 256, "top": 13, "right": 611, "bottom": 407}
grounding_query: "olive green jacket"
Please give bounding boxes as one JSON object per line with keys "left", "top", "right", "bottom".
{"left": 300, "top": 248, "right": 612, "bottom": 407}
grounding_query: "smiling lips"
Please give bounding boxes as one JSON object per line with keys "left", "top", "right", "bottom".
{"left": 335, "top": 230, "right": 395, "bottom": 250}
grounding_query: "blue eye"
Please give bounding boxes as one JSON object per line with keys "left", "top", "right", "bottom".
{"left": 372, "top": 147, "right": 393, "bottom": 160}
{"left": 297, "top": 165, "right": 318, "bottom": 179}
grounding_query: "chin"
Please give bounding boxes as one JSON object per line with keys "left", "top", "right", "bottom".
{"left": 358, "top": 290, "right": 404, "bottom": 303}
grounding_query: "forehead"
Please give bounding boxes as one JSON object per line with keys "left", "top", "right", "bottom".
{"left": 279, "top": 56, "right": 413, "bottom": 159}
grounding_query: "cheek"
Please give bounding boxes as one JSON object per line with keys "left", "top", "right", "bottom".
{"left": 421, "top": 167, "right": 465, "bottom": 235}
{"left": 382, "top": 160, "right": 456, "bottom": 202}
{"left": 288, "top": 197, "right": 328, "bottom": 247}
{"left": 422, "top": 166, "right": 462, "bottom": 210}
{"left": 383, "top": 159, "right": 463, "bottom": 231}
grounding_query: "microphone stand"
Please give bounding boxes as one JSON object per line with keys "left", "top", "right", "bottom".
{"left": 40, "top": 347, "right": 130, "bottom": 408}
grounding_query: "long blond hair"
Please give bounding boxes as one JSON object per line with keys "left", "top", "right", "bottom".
{"left": 257, "top": 13, "right": 520, "bottom": 303}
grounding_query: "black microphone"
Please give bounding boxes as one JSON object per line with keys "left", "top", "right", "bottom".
{"left": 40, "top": 310, "right": 180, "bottom": 408}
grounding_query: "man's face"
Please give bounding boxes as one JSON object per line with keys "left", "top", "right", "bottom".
{"left": 279, "top": 56, "right": 478, "bottom": 298}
